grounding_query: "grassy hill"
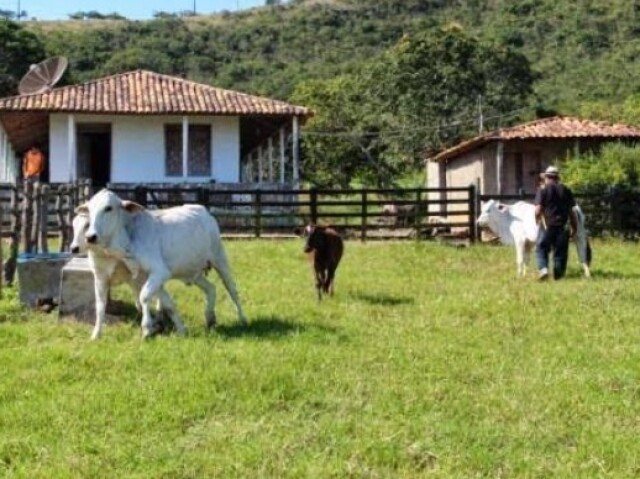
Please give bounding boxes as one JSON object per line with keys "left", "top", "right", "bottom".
{"left": 21, "top": 0, "right": 640, "bottom": 123}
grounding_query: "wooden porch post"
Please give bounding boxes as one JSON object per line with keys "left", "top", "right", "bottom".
{"left": 0, "top": 127, "right": 5, "bottom": 180}
{"left": 246, "top": 155, "right": 253, "bottom": 182}
{"left": 279, "top": 126, "right": 286, "bottom": 183}
{"left": 182, "top": 116, "right": 189, "bottom": 178}
{"left": 268, "top": 136, "right": 274, "bottom": 182}
{"left": 292, "top": 116, "right": 300, "bottom": 186}
{"left": 258, "top": 146, "right": 263, "bottom": 184}
{"left": 67, "top": 114, "right": 76, "bottom": 182}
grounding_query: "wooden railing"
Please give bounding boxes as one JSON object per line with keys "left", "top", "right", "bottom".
{"left": 108, "top": 184, "right": 478, "bottom": 242}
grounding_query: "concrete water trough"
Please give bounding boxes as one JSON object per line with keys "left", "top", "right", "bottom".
{"left": 58, "top": 256, "right": 97, "bottom": 322}
{"left": 17, "top": 252, "right": 74, "bottom": 309}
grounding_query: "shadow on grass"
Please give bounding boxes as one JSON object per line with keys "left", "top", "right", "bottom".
{"left": 588, "top": 269, "right": 640, "bottom": 280}
{"left": 348, "top": 291, "right": 415, "bottom": 306}
{"left": 216, "top": 315, "right": 336, "bottom": 340}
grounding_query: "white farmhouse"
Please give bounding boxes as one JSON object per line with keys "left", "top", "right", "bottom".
{"left": 0, "top": 70, "right": 311, "bottom": 187}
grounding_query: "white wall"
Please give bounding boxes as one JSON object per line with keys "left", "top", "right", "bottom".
{"left": 49, "top": 113, "right": 240, "bottom": 183}
{"left": 50, "top": 115, "right": 71, "bottom": 182}
{"left": 0, "top": 123, "right": 18, "bottom": 182}
{"left": 213, "top": 116, "right": 239, "bottom": 182}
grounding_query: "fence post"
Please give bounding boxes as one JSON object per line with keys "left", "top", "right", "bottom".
{"left": 415, "top": 189, "right": 423, "bottom": 241}
{"left": 65, "top": 188, "right": 75, "bottom": 252}
{"left": 22, "top": 180, "right": 34, "bottom": 253}
{"left": 56, "top": 191, "right": 66, "bottom": 252}
{"left": 32, "top": 182, "right": 42, "bottom": 254}
{"left": 134, "top": 185, "right": 147, "bottom": 207}
{"left": 39, "top": 184, "right": 49, "bottom": 253}
{"left": 309, "top": 187, "right": 318, "bottom": 224}
{"left": 254, "top": 189, "right": 262, "bottom": 238}
{"left": 81, "top": 179, "right": 92, "bottom": 204}
{"left": 361, "top": 189, "right": 367, "bottom": 242}
{"left": 468, "top": 183, "right": 477, "bottom": 244}
{"left": 4, "top": 184, "right": 20, "bottom": 285}
{"left": 198, "top": 187, "right": 210, "bottom": 208}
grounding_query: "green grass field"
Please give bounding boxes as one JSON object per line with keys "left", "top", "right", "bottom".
{"left": 1, "top": 239, "right": 639, "bottom": 477}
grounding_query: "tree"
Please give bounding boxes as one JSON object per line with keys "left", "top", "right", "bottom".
{"left": 292, "top": 75, "right": 386, "bottom": 187}
{"left": 293, "top": 25, "right": 535, "bottom": 187}
{"left": 371, "top": 25, "right": 535, "bottom": 163}
{"left": 0, "top": 20, "right": 46, "bottom": 97}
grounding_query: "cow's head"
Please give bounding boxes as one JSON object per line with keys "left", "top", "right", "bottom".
{"left": 70, "top": 211, "right": 89, "bottom": 254}
{"left": 476, "top": 199, "right": 508, "bottom": 232}
{"left": 295, "top": 224, "right": 326, "bottom": 254}
{"left": 79, "top": 189, "right": 145, "bottom": 249}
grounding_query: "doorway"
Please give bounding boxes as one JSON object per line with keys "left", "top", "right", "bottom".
{"left": 77, "top": 123, "right": 111, "bottom": 187}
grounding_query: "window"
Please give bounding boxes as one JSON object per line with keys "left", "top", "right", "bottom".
{"left": 164, "top": 124, "right": 212, "bottom": 177}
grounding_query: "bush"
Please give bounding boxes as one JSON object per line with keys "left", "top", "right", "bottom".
{"left": 561, "top": 143, "right": 640, "bottom": 193}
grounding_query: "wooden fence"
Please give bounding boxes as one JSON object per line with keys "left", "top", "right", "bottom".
{"left": 3, "top": 182, "right": 640, "bottom": 285}
{"left": 109, "top": 184, "right": 478, "bottom": 242}
{"left": 1, "top": 180, "right": 91, "bottom": 285}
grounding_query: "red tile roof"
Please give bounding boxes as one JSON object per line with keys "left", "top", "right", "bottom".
{"left": 0, "top": 70, "right": 311, "bottom": 117}
{"left": 430, "top": 116, "right": 640, "bottom": 162}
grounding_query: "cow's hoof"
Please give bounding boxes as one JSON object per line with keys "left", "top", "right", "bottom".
{"left": 175, "top": 326, "right": 188, "bottom": 337}
{"left": 142, "top": 327, "right": 155, "bottom": 340}
{"left": 206, "top": 313, "right": 217, "bottom": 330}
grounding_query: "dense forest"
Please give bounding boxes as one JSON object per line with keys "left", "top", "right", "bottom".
{"left": 2, "top": 0, "right": 640, "bottom": 186}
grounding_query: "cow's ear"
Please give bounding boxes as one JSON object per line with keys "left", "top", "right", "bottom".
{"left": 121, "top": 201, "right": 145, "bottom": 213}
{"left": 293, "top": 227, "right": 303, "bottom": 236}
{"left": 75, "top": 204, "right": 88, "bottom": 215}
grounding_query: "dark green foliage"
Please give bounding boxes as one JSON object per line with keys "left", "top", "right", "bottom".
{"left": 11, "top": 0, "right": 640, "bottom": 186}
{"left": 562, "top": 143, "right": 640, "bottom": 193}
{"left": 292, "top": 26, "right": 534, "bottom": 187}
{"left": 0, "top": 20, "right": 46, "bottom": 97}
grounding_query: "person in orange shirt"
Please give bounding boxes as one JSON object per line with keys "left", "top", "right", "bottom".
{"left": 22, "top": 146, "right": 45, "bottom": 182}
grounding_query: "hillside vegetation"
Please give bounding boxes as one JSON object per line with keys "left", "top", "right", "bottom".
{"left": 24, "top": 0, "right": 639, "bottom": 116}
{"left": 4, "top": 0, "right": 639, "bottom": 186}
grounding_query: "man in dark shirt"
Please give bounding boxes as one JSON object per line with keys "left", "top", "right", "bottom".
{"left": 534, "top": 166, "right": 577, "bottom": 281}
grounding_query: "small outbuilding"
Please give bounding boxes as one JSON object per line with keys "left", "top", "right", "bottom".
{"left": 426, "top": 116, "right": 640, "bottom": 200}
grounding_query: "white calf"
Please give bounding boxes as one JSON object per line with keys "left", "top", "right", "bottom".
{"left": 477, "top": 199, "right": 591, "bottom": 278}
{"left": 79, "top": 189, "right": 247, "bottom": 339}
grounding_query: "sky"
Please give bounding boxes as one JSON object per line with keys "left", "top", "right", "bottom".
{"left": 0, "top": 0, "right": 265, "bottom": 20}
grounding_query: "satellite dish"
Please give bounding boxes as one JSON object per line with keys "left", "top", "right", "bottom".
{"left": 18, "top": 56, "right": 68, "bottom": 95}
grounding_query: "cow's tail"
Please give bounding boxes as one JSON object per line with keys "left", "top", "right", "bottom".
{"left": 212, "top": 244, "right": 248, "bottom": 325}
{"left": 586, "top": 238, "right": 592, "bottom": 266}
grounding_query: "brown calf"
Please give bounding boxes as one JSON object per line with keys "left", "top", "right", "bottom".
{"left": 298, "top": 224, "right": 344, "bottom": 300}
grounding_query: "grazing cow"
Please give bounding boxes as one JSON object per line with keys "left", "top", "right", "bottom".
{"left": 477, "top": 199, "right": 592, "bottom": 278}
{"left": 382, "top": 203, "right": 416, "bottom": 226}
{"left": 299, "top": 224, "right": 344, "bottom": 300}
{"left": 78, "top": 189, "right": 247, "bottom": 339}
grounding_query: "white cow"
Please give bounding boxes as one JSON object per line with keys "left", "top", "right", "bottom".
{"left": 70, "top": 212, "right": 169, "bottom": 317}
{"left": 78, "top": 189, "right": 247, "bottom": 339}
{"left": 477, "top": 199, "right": 592, "bottom": 278}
